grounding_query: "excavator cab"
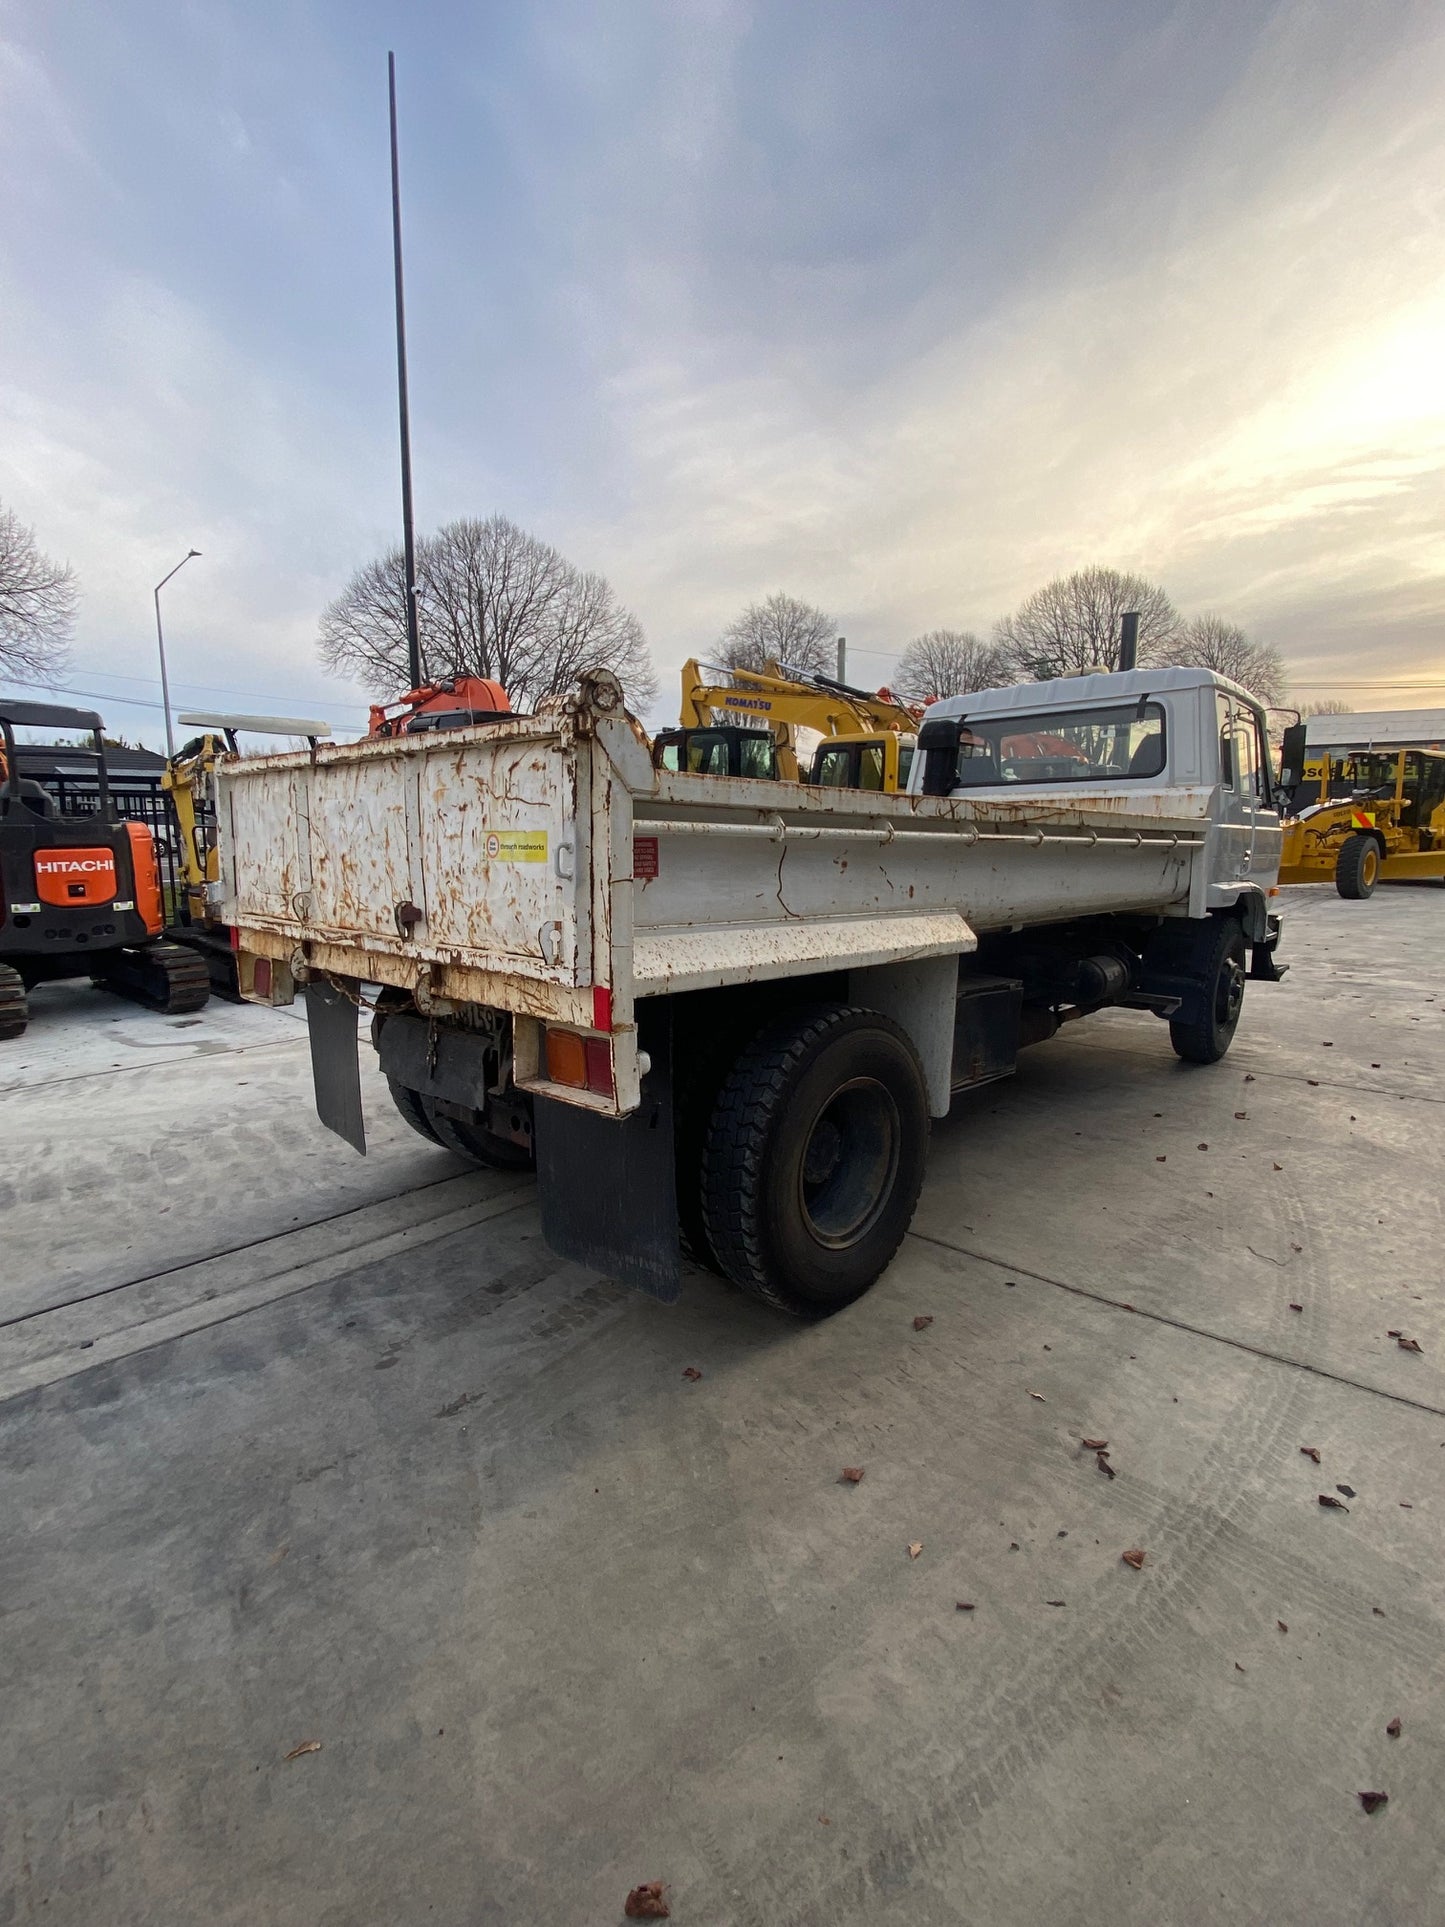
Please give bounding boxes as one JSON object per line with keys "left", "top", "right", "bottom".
{"left": 811, "top": 734, "right": 916, "bottom": 792}
{"left": 368, "top": 676, "right": 511, "bottom": 738}
{"left": 651, "top": 727, "right": 779, "bottom": 780}
{"left": 0, "top": 699, "right": 209, "bottom": 1039}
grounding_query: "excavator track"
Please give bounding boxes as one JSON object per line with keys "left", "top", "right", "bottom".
{"left": 0, "top": 961, "right": 28, "bottom": 1040}
{"left": 93, "top": 941, "right": 212, "bottom": 1015}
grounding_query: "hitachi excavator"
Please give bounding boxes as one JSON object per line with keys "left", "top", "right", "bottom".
{"left": 652, "top": 659, "right": 922, "bottom": 791}
{"left": 0, "top": 698, "right": 209, "bottom": 1038}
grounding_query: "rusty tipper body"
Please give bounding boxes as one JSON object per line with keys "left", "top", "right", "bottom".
{"left": 221, "top": 667, "right": 1284, "bottom": 1318}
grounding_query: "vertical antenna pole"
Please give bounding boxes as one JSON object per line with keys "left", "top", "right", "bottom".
{"left": 836, "top": 635, "right": 847, "bottom": 683}
{"left": 389, "top": 51, "right": 423, "bottom": 690}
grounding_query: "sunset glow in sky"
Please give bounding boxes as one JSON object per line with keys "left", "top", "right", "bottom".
{"left": 2, "top": 0, "right": 1442, "bottom": 743}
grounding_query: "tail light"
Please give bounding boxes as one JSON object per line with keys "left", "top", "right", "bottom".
{"left": 544, "top": 1027, "right": 615, "bottom": 1098}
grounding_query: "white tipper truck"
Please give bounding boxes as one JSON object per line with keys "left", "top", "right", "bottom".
{"left": 219, "top": 665, "right": 1285, "bottom": 1317}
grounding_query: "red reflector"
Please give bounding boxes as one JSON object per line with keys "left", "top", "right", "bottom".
{"left": 584, "top": 1038, "right": 614, "bottom": 1098}
{"left": 253, "top": 956, "right": 272, "bottom": 999}
{"left": 592, "top": 985, "right": 613, "bottom": 1033}
{"left": 229, "top": 923, "right": 241, "bottom": 951}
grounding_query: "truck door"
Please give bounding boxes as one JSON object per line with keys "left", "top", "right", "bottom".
{"left": 1215, "top": 692, "right": 1256, "bottom": 880}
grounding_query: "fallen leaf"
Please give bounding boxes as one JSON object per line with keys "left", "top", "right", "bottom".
{"left": 1398, "top": 1336, "right": 1423, "bottom": 1353}
{"left": 818, "top": 1815, "right": 831, "bottom": 1825}
{"left": 1277, "top": 1620, "right": 1288, "bottom": 1632}
{"left": 1291, "top": 1242, "right": 1303, "bottom": 1252}
{"left": 624, "top": 1880, "right": 671, "bottom": 1919}
{"left": 681, "top": 1366, "right": 703, "bottom": 1381}
{"left": 1319, "top": 1493, "right": 1349, "bottom": 1512}
{"left": 1371, "top": 1062, "right": 1381, "bottom": 1069}
{"left": 1082, "top": 1437, "right": 1109, "bottom": 1451}
{"left": 1009, "top": 1541, "right": 1020, "bottom": 1550}
{"left": 840, "top": 1466, "right": 865, "bottom": 1484}
{"left": 1028, "top": 1390, "right": 1046, "bottom": 1402}
{"left": 1155, "top": 1155, "right": 1167, "bottom": 1163}
{"left": 912, "top": 1314, "right": 934, "bottom": 1332}
{"left": 1234, "top": 1111, "right": 1249, "bottom": 1120}
{"left": 1273, "top": 1162, "right": 1284, "bottom": 1171}
{"left": 1322, "top": 1040, "right": 1334, "bottom": 1047}
{"left": 284, "top": 1741, "right": 322, "bottom": 1761}
{"left": 1198, "top": 1142, "right": 1209, "bottom": 1151}
{"left": 1244, "top": 1073, "right": 1256, "bottom": 1081}
{"left": 955, "top": 1601, "right": 975, "bottom": 1612}
{"left": 1097, "top": 1452, "right": 1117, "bottom": 1480}
{"left": 1235, "top": 1662, "right": 1247, "bottom": 1673}
{"left": 1289, "top": 1302, "right": 1303, "bottom": 1312}
{"left": 1386, "top": 1717, "right": 1402, "bottom": 1738}
{"left": 1307, "top": 1078, "right": 1319, "bottom": 1086}
{"left": 1357, "top": 1791, "right": 1388, "bottom": 1815}
{"left": 1045, "top": 1599, "right": 1066, "bottom": 1607}
{"left": 1121, "top": 1548, "right": 1146, "bottom": 1570}
{"left": 1373, "top": 1606, "right": 1386, "bottom": 1617}
{"left": 1387, "top": 1328, "right": 1402, "bottom": 1337}
{"left": 1399, "top": 1501, "right": 1413, "bottom": 1509}
{"left": 1300, "top": 1446, "right": 1321, "bottom": 1464}
{"left": 1336, "top": 1484, "right": 1356, "bottom": 1498}
{"left": 907, "top": 1541, "right": 923, "bottom": 1559}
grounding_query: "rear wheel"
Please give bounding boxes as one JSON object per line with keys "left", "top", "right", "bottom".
{"left": 0, "top": 962, "right": 28, "bottom": 1040}
{"left": 386, "top": 1076, "right": 443, "bottom": 1144}
{"left": 1169, "top": 919, "right": 1247, "bottom": 1065}
{"left": 422, "top": 1096, "right": 535, "bottom": 1171}
{"left": 701, "top": 1004, "right": 929, "bottom": 1319}
{"left": 1336, "top": 834, "right": 1380, "bottom": 899}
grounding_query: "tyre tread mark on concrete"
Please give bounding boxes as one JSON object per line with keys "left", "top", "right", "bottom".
{"left": 907, "top": 1230, "right": 1445, "bottom": 1420}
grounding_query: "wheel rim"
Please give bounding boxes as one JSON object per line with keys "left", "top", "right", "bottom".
{"left": 1363, "top": 846, "right": 1378, "bottom": 886}
{"left": 1217, "top": 955, "right": 1246, "bottom": 1029}
{"left": 797, "top": 1077, "right": 901, "bottom": 1248}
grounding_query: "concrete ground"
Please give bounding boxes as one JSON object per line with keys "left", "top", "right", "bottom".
{"left": 1, "top": 886, "right": 1441, "bottom": 1926}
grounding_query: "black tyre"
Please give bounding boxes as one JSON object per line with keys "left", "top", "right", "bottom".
{"left": 0, "top": 962, "right": 28, "bottom": 1041}
{"left": 1336, "top": 834, "right": 1380, "bottom": 899}
{"left": 1169, "top": 918, "right": 1247, "bottom": 1064}
{"left": 422, "top": 1096, "right": 535, "bottom": 1171}
{"left": 700, "top": 1003, "right": 929, "bottom": 1318}
{"left": 386, "top": 1076, "right": 443, "bottom": 1144}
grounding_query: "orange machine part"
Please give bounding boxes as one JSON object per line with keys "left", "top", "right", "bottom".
{"left": 34, "top": 847, "right": 117, "bottom": 908}
{"left": 124, "top": 821, "right": 164, "bottom": 934}
{"left": 367, "top": 676, "right": 511, "bottom": 737}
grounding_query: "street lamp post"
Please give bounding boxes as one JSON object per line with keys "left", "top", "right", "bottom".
{"left": 154, "top": 550, "right": 201, "bottom": 759}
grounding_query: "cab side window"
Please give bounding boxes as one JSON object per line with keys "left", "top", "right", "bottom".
{"left": 1217, "top": 694, "right": 1235, "bottom": 789}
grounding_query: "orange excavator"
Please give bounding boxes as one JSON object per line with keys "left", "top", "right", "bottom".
{"left": 367, "top": 675, "right": 511, "bottom": 737}
{"left": 0, "top": 698, "right": 209, "bottom": 1039}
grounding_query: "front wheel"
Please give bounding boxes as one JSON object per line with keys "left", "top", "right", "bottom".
{"left": 1336, "top": 834, "right": 1380, "bottom": 899}
{"left": 700, "top": 1004, "right": 929, "bottom": 1318}
{"left": 1169, "top": 919, "right": 1247, "bottom": 1064}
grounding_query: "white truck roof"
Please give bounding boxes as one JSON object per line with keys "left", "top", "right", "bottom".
{"left": 1302, "top": 708, "right": 1445, "bottom": 750}
{"left": 924, "top": 666, "right": 1245, "bottom": 722}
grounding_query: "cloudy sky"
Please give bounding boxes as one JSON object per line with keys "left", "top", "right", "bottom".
{"left": 2, "top": 0, "right": 1443, "bottom": 746}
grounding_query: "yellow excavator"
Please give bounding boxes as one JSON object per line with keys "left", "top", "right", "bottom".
{"left": 165, "top": 711, "right": 332, "bottom": 991}
{"left": 652, "top": 659, "right": 922, "bottom": 791}
{"left": 1276, "top": 737, "right": 1445, "bottom": 897}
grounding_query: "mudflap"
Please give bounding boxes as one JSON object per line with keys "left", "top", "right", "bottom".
{"left": 533, "top": 1006, "right": 680, "bottom": 1302}
{"left": 306, "top": 980, "right": 366, "bottom": 1154}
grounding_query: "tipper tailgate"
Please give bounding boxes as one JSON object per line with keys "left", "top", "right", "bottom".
{"left": 221, "top": 718, "right": 590, "bottom": 985}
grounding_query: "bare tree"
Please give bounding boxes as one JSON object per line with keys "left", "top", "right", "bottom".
{"left": 718, "top": 592, "right": 836, "bottom": 676}
{"left": 0, "top": 503, "right": 78, "bottom": 681}
{"left": 895, "top": 629, "right": 1013, "bottom": 702}
{"left": 993, "top": 567, "right": 1178, "bottom": 681}
{"left": 1302, "top": 697, "right": 1351, "bottom": 716}
{"left": 1154, "top": 614, "right": 1287, "bottom": 705}
{"left": 318, "top": 515, "right": 656, "bottom": 712}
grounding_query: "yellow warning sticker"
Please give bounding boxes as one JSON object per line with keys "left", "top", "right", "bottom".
{"left": 483, "top": 829, "right": 548, "bottom": 862}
